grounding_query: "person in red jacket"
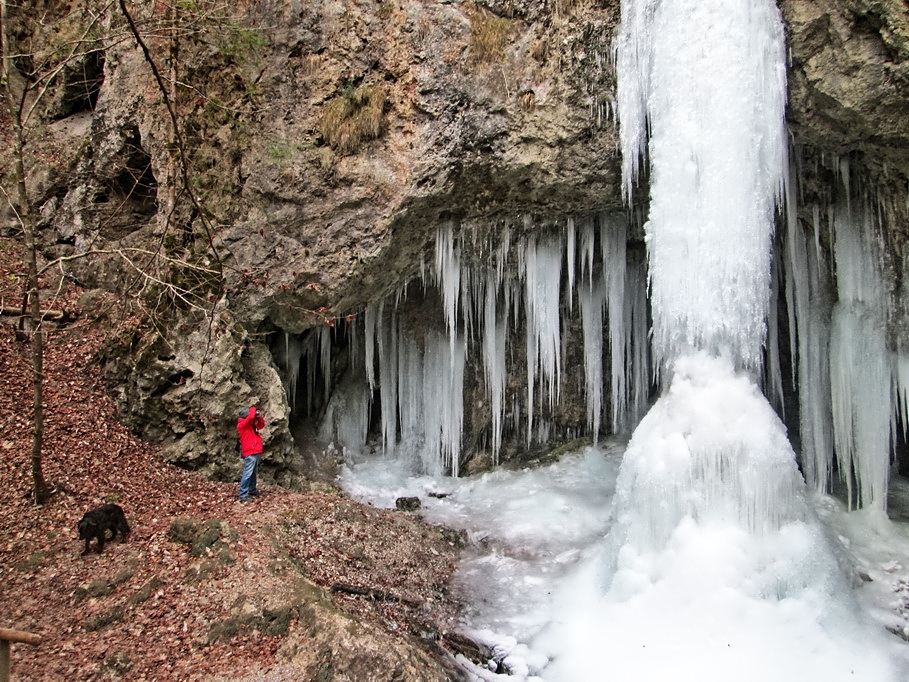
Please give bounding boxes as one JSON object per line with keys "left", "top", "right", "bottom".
{"left": 237, "top": 406, "right": 265, "bottom": 502}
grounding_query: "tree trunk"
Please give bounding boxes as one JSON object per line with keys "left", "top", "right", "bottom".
{"left": 25, "top": 230, "right": 49, "bottom": 504}
{"left": 2, "top": 0, "right": 50, "bottom": 504}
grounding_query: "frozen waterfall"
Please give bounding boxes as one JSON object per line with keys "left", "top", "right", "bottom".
{"left": 613, "top": 0, "right": 798, "bottom": 543}
{"left": 592, "top": 0, "right": 900, "bottom": 678}
{"left": 321, "top": 0, "right": 909, "bottom": 675}
{"left": 616, "top": 0, "right": 787, "bottom": 376}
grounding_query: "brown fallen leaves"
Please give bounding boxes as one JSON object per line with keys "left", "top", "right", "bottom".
{"left": 0, "top": 239, "right": 464, "bottom": 680}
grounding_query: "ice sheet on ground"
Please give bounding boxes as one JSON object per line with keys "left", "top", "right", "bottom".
{"left": 340, "top": 442, "right": 909, "bottom": 681}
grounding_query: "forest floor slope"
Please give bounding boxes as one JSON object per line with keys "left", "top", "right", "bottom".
{"left": 0, "top": 238, "right": 466, "bottom": 681}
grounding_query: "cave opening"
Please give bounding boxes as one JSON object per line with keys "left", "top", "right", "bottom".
{"left": 268, "top": 318, "right": 382, "bottom": 456}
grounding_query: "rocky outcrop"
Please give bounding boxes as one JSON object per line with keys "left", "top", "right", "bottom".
{"left": 4, "top": 0, "right": 908, "bottom": 479}
{"left": 783, "top": 0, "right": 909, "bottom": 165}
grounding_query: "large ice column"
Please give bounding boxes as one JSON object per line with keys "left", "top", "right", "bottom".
{"left": 599, "top": 6, "right": 900, "bottom": 674}
{"left": 614, "top": 0, "right": 803, "bottom": 552}
{"left": 617, "top": 0, "right": 788, "bottom": 376}
{"left": 611, "top": 352, "right": 808, "bottom": 552}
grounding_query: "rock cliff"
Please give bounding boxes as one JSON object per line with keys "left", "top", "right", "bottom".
{"left": 3, "top": 0, "right": 907, "bottom": 481}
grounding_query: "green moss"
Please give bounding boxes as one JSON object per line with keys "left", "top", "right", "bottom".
{"left": 267, "top": 138, "right": 303, "bottom": 160}
{"left": 185, "top": 547, "right": 236, "bottom": 584}
{"left": 102, "top": 650, "right": 132, "bottom": 675}
{"left": 168, "top": 517, "right": 231, "bottom": 557}
{"left": 14, "top": 551, "right": 48, "bottom": 572}
{"left": 262, "top": 605, "right": 295, "bottom": 636}
{"left": 191, "top": 519, "right": 225, "bottom": 557}
{"left": 168, "top": 517, "right": 200, "bottom": 544}
{"left": 206, "top": 604, "right": 298, "bottom": 643}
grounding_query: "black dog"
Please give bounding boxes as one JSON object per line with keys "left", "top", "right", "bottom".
{"left": 77, "top": 504, "right": 131, "bottom": 555}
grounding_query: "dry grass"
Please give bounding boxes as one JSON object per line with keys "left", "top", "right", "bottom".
{"left": 554, "top": 0, "right": 580, "bottom": 16}
{"left": 468, "top": 8, "right": 511, "bottom": 64}
{"left": 520, "top": 90, "right": 536, "bottom": 111}
{"left": 320, "top": 84, "right": 386, "bottom": 155}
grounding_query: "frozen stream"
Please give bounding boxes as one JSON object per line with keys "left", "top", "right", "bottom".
{"left": 340, "top": 445, "right": 909, "bottom": 681}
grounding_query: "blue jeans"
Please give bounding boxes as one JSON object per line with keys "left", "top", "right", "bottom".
{"left": 239, "top": 454, "right": 260, "bottom": 500}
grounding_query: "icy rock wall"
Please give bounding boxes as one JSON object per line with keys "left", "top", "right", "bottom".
{"left": 783, "top": 160, "right": 909, "bottom": 511}
{"left": 295, "top": 216, "right": 651, "bottom": 474}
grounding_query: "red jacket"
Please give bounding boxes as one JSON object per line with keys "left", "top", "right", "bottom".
{"left": 237, "top": 407, "right": 265, "bottom": 457}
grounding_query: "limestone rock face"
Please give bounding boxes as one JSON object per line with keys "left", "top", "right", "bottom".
{"left": 782, "top": 0, "right": 909, "bottom": 165}
{"left": 6, "top": 0, "right": 908, "bottom": 478}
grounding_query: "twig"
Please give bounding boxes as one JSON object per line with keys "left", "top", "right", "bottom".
{"left": 330, "top": 582, "right": 421, "bottom": 608}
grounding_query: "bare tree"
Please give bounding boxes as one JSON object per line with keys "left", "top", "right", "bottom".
{"left": 0, "top": 0, "right": 102, "bottom": 502}
{"left": 0, "top": 0, "right": 234, "bottom": 503}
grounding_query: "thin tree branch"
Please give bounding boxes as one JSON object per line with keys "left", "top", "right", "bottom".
{"left": 118, "top": 0, "right": 223, "bottom": 269}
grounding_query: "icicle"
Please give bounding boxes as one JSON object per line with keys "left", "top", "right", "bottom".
{"left": 483, "top": 272, "right": 507, "bottom": 462}
{"left": 783, "top": 200, "right": 834, "bottom": 493}
{"left": 524, "top": 236, "right": 563, "bottom": 442}
{"left": 625, "top": 252, "right": 651, "bottom": 430}
{"left": 579, "top": 271, "right": 607, "bottom": 439}
{"left": 377, "top": 304, "right": 399, "bottom": 453}
{"left": 318, "top": 374, "right": 370, "bottom": 456}
{"left": 281, "top": 332, "right": 303, "bottom": 412}
{"left": 894, "top": 347, "right": 909, "bottom": 444}
{"left": 347, "top": 314, "right": 361, "bottom": 375}
{"left": 579, "top": 218, "right": 596, "bottom": 285}
{"left": 829, "top": 202, "right": 891, "bottom": 510}
{"left": 426, "top": 332, "right": 466, "bottom": 476}
{"left": 396, "top": 329, "right": 424, "bottom": 465}
{"left": 764, "top": 245, "right": 785, "bottom": 413}
{"left": 319, "top": 325, "right": 331, "bottom": 406}
{"left": 603, "top": 216, "right": 628, "bottom": 430}
{"left": 435, "top": 221, "right": 461, "bottom": 343}
{"left": 364, "top": 302, "right": 379, "bottom": 391}
{"left": 566, "top": 217, "right": 577, "bottom": 312}
{"left": 326, "top": 212, "right": 656, "bottom": 473}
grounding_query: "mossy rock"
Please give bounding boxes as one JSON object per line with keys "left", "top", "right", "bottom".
{"left": 85, "top": 606, "right": 124, "bottom": 632}
{"left": 127, "top": 576, "right": 163, "bottom": 606}
{"left": 168, "top": 517, "right": 231, "bottom": 557}
{"left": 206, "top": 605, "right": 298, "bottom": 643}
